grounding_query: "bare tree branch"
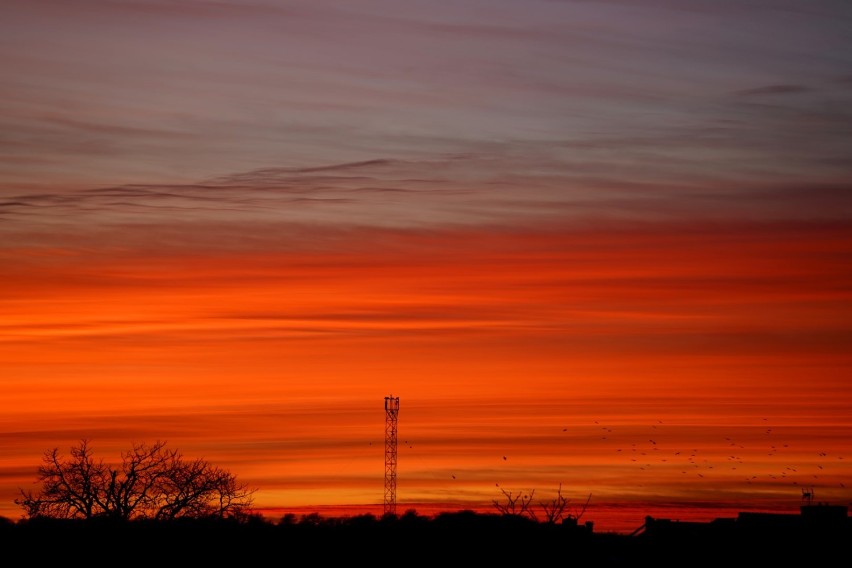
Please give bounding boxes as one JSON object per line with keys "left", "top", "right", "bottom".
{"left": 492, "top": 486, "right": 536, "bottom": 520}
{"left": 15, "top": 440, "right": 255, "bottom": 521}
{"left": 539, "top": 483, "right": 570, "bottom": 524}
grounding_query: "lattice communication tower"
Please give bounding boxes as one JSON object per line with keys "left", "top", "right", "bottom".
{"left": 384, "top": 395, "right": 400, "bottom": 516}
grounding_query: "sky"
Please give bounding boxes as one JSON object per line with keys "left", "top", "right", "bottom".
{"left": 1, "top": 0, "right": 851, "bottom": 533}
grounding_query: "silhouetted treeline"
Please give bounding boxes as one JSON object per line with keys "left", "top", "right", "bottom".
{"left": 1, "top": 509, "right": 848, "bottom": 566}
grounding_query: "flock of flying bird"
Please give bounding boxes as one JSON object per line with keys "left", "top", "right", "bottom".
{"left": 439, "top": 418, "right": 848, "bottom": 498}
{"left": 577, "top": 418, "right": 847, "bottom": 492}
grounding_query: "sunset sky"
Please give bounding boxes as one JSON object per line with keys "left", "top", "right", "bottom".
{"left": 1, "top": 0, "right": 851, "bottom": 533}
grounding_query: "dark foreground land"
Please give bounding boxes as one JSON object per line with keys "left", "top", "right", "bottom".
{"left": 1, "top": 509, "right": 848, "bottom": 566}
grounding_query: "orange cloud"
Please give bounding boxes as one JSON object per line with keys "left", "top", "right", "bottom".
{"left": 1, "top": 221, "right": 850, "bottom": 530}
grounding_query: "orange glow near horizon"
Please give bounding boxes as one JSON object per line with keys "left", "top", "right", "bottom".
{"left": 2, "top": 222, "right": 850, "bottom": 532}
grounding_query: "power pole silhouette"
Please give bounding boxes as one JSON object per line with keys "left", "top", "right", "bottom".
{"left": 384, "top": 395, "right": 400, "bottom": 516}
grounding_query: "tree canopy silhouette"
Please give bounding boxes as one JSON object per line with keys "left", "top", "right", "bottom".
{"left": 16, "top": 439, "right": 255, "bottom": 521}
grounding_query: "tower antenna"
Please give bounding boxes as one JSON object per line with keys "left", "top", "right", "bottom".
{"left": 384, "top": 395, "right": 400, "bottom": 516}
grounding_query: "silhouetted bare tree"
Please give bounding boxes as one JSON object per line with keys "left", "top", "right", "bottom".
{"left": 16, "top": 439, "right": 255, "bottom": 520}
{"left": 494, "top": 483, "right": 592, "bottom": 524}
{"left": 571, "top": 492, "right": 593, "bottom": 523}
{"left": 540, "top": 485, "right": 592, "bottom": 524}
{"left": 492, "top": 485, "right": 536, "bottom": 518}
{"left": 539, "top": 483, "right": 570, "bottom": 523}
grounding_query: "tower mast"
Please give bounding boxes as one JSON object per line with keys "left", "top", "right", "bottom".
{"left": 384, "top": 395, "right": 400, "bottom": 516}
